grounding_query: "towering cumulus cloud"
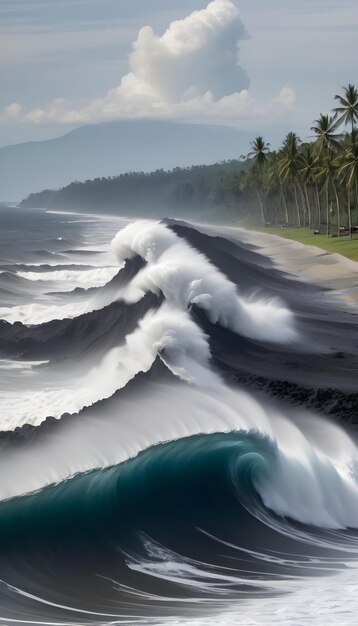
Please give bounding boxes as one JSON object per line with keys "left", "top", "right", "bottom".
{"left": 19, "top": 0, "right": 295, "bottom": 126}
{"left": 118, "top": 0, "right": 249, "bottom": 103}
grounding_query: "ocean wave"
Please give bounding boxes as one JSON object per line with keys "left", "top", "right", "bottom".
{"left": 0, "top": 221, "right": 298, "bottom": 428}
{"left": 112, "top": 221, "right": 297, "bottom": 344}
{"left": 16, "top": 266, "right": 119, "bottom": 290}
{"left": 0, "top": 263, "right": 125, "bottom": 325}
{"left": 0, "top": 431, "right": 356, "bottom": 623}
{"left": 0, "top": 360, "right": 357, "bottom": 532}
{"left": 0, "top": 216, "right": 357, "bottom": 624}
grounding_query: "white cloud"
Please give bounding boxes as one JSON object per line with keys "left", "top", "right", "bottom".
{"left": 10, "top": 0, "right": 296, "bottom": 128}
{"left": 124, "top": 0, "right": 249, "bottom": 102}
{"left": 273, "top": 86, "right": 296, "bottom": 107}
{"left": 0, "top": 102, "right": 22, "bottom": 121}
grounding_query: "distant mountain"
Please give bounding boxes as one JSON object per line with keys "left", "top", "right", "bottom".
{"left": 0, "top": 120, "right": 255, "bottom": 202}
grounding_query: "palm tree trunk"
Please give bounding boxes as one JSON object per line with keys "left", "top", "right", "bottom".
{"left": 348, "top": 187, "right": 352, "bottom": 239}
{"left": 332, "top": 180, "right": 340, "bottom": 236}
{"left": 326, "top": 180, "right": 330, "bottom": 237}
{"left": 254, "top": 187, "right": 265, "bottom": 225}
{"left": 315, "top": 183, "right": 321, "bottom": 231}
{"left": 280, "top": 183, "right": 289, "bottom": 225}
{"left": 304, "top": 184, "right": 312, "bottom": 229}
{"left": 293, "top": 180, "right": 301, "bottom": 227}
{"left": 300, "top": 184, "right": 308, "bottom": 226}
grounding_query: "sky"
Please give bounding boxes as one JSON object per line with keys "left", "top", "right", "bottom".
{"left": 0, "top": 0, "right": 357, "bottom": 147}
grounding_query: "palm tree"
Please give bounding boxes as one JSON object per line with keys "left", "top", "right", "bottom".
{"left": 247, "top": 136, "right": 270, "bottom": 224}
{"left": 311, "top": 114, "right": 342, "bottom": 235}
{"left": 268, "top": 151, "right": 289, "bottom": 225}
{"left": 316, "top": 151, "right": 341, "bottom": 236}
{"left": 298, "top": 145, "right": 318, "bottom": 229}
{"left": 334, "top": 87, "right": 358, "bottom": 234}
{"left": 310, "top": 114, "right": 341, "bottom": 155}
{"left": 278, "top": 132, "right": 302, "bottom": 227}
{"left": 333, "top": 84, "right": 358, "bottom": 142}
{"left": 339, "top": 130, "right": 358, "bottom": 238}
{"left": 248, "top": 136, "right": 270, "bottom": 166}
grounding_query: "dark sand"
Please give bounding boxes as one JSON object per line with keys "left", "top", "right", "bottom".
{"left": 169, "top": 222, "right": 358, "bottom": 427}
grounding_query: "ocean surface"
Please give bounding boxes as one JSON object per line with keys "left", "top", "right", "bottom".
{"left": 0, "top": 206, "right": 357, "bottom": 625}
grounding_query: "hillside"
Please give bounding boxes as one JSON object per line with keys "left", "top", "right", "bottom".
{"left": 0, "top": 120, "right": 254, "bottom": 201}
{"left": 20, "top": 160, "right": 251, "bottom": 222}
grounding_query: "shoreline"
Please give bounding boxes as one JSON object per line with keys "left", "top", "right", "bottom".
{"left": 199, "top": 222, "right": 358, "bottom": 307}
{"left": 189, "top": 220, "right": 358, "bottom": 427}
{"left": 262, "top": 227, "right": 358, "bottom": 262}
{"left": 247, "top": 227, "right": 358, "bottom": 285}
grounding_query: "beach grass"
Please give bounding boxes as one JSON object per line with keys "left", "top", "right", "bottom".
{"left": 262, "top": 227, "right": 358, "bottom": 262}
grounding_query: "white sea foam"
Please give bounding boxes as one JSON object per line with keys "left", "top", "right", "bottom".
{"left": 126, "top": 563, "right": 358, "bottom": 625}
{"left": 112, "top": 221, "right": 296, "bottom": 343}
{"left": 17, "top": 266, "right": 119, "bottom": 290}
{"left": 0, "top": 266, "right": 123, "bottom": 324}
{"left": 0, "top": 370, "right": 357, "bottom": 531}
{"left": 0, "top": 303, "right": 216, "bottom": 428}
{"left": 0, "top": 297, "right": 357, "bottom": 530}
{"left": 0, "top": 298, "right": 107, "bottom": 325}
{"left": 0, "top": 220, "right": 357, "bottom": 533}
{"left": 0, "top": 220, "right": 296, "bottom": 338}
{"left": 0, "top": 359, "right": 49, "bottom": 370}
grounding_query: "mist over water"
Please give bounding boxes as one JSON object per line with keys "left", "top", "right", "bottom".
{"left": 0, "top": 207, "right": 357, "bottom": 625}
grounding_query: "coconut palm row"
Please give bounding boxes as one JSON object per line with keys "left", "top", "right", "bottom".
{"left": 243, "top": 84, "right": 358, "bottom": 237}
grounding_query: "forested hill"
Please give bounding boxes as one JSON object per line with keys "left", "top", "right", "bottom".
{"left": 20, "top": 160, "right": 253, "bottom": 223}
{"left": 1, "top": 120, "right": 255, "bottom": 201}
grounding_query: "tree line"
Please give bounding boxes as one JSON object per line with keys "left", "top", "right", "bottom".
{"left": 20, "top": 161, "right": 251, "bottom": 222}
{"left": 20, "top": 85, "right": 357, "bottom": 233}
{"left": 245, "top": 84, "right": 358, "bottom": 237}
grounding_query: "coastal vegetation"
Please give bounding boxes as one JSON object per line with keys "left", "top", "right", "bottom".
{"left": 245, "top": 84, "right": 358, "bottom": 239}
{"left": 20, "top": 160, "right": 251, "bottom": 222}
{"left": 263, "top": 228, "right": 358, "bottom": 262}
{"left": 21, "top": 85, "right": 358, "bottom": 244}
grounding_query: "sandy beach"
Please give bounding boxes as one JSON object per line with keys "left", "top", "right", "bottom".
{"left": 199, "top": 224, "right": 358, "bottom": 308}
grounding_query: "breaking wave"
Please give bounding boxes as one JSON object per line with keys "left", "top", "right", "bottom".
{"left": 0, "top": 216, "right": 357, "bottom": 624}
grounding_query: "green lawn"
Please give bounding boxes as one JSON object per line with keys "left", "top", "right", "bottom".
{"left": 261, "top": 228, "right": 358, "bottom": 262}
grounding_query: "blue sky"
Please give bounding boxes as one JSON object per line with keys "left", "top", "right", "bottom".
{"left": 0, "top": 0, "right": 357, "bottom": 146}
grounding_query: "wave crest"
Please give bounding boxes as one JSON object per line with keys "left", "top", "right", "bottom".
{"left": 112, "top": 221, "right": 297, "bottom": 344}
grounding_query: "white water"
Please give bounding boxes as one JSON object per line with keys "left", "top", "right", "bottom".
{"left": 0, "top": 302, "right": 216, "bottom": 427}
{"left": 0, "top": 360, "right": 49, "bottom": 370}
{"left": 1, "top": 563, "right": 358, "bottom": 625}
{"left": 0, "top": 216, "right": 357, "bottom": 626}
{"left": 17, "top": 266, "right": 119, "bottom": 290}
{"left": 113, "top": 221, "right": 297, "bottom": 343}
{"left": 0, "top": 221, "right": 296, "bottom": 339}
{"left": 0, "top": 265, "right": 123, "bottom": 324}
{"left": 0, "top": 217, "right": 358, "bottom": 528}
{"left": 0, "top": 345, "right": 357, "bottom": 530}
{"left": 0, "top": 220, "right": 357, "bottom": 532}
{"left": 141, "top": 564, "right": 358, "bottom": 626}
{"left": 0, "top": 220, "right": 296, "bottom": 424}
